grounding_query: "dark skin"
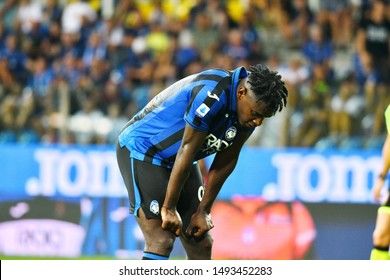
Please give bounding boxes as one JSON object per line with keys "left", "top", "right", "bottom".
{"left": 161, "top": 77, "right": 272, "bottom": 238}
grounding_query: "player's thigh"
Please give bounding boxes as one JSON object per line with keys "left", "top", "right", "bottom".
{"left": 136, "top": 207, "right": 176, "bottom": 249}
{"left": 133, "top": 159, "right": 172, "bottom": 219}
{"left": 177, "top": 163, "right": 205, "bottom": 230}
{"left": 375, "top": 206, "right": 390, "bottom": 241}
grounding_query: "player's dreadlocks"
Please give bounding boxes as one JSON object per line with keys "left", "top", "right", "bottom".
{"left": 247, "top": 64, "right": 288, "bottom": 117}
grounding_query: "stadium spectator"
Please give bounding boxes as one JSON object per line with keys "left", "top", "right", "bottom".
{"left": 0, "top": 54, "right": 14, "bottom": 90}
{"left": 328, "top": 73, "right": 365, "bottom": 149}
{"left": 15, "top": 0, "right": 43, "bottom": 35}
{"left": 61, "top": 0, "right": 97, "bottom": 35}
{"left": 115, "top": 0, "right": 146, "bottom": 37}
{"left": 68, "top": 98, "right": 104, "bottom": 144}
{"left": 27, "top": 56, "right": 55, "bottom": 99}
{"left": 279, "top": 0, "right": 314, "bottom": 48}
{"left": 0, "top": 0, "right": 387, "bottom": 149}
{"left": 316, "top": 0, "right": 353, "bottom": 49}
{"left": 145, "top": 20, "right": 170, "bottom": 57}
{"left": 291, "top": 63, "right": 331, "bottom": 147}
{"left": 222, "top": 28, "right": 250, "bottom": 63}
{"left": 104, "top": 101, "right": 128, "bottom": 145}
{"left": 301, "top": 23, "right": 334, "bottom": 79}
{"left": 207, "top": 53, "right": 232, "bottom": 71}
{"left": 0, "top": 19, "right": 10, "bottom": 51}
{"left": 1, "top": 34, "right": 28, "bottom": 84}
{"left": 174, "top": 29, "right": 199, "bottom": 79}
{"left": 55, "top": 52, "right": 83, "bottom": 90}
{"left": 203, "top": 0, "right": 229, "bottom": 31}
{"left": 0, "top": 85, "right": 34, "bottom": 143}
{"left": 355, "top": 0, "right": 390, "bottom": 144}
{"left": 276, "top": 53, "right": 310, "bottom": 146}
{"left": 238, "top": 9, "right": 266, "bottom": 65}
{"left": 95, "top": 16, "right": 125, "bottom": 54}
{"left": 42, "top": 0, "right": 63, "bottom": 25}
{"left": 278, "top": 54, "right": 309, "bottom": 113}
{"left": 40, "top": 21, "right": 62, "bottom": 63}
{"left": 191, "top": 11, "right": 222, "bottom": 64}
{"left": 82, "top": 31, "right": 108, "bottom": 68}
{"left": 23, "top": 15, "right": 50, "bottom": 59}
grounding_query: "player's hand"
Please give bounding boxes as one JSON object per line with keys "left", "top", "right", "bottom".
{"left": 161, "top": 206, "right": 182, "bottom": 236}
{"left": 186, "top": 210, "right": 214, "bottom": 238}
{"left": 373, "top": 178, "right": 385, "bottom": 202}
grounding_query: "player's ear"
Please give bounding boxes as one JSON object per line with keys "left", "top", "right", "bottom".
{"left": 237, "top": 81, "right": 247, "bottom": 97}
{"left": 237, "top": 86, "right": 244, "bottom": 99}
{"left": 238, "top": 86, "right": 249, "bottom": 101}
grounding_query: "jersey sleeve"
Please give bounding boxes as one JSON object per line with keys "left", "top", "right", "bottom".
{"left": 184, "top": 87, "right": 227, "bottom": 132}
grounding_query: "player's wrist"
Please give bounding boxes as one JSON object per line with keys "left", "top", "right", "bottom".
{"left": 378, "top": 173, "right": 387, "bottom": 180}
{"left": 197, "top": 204, "right": 211, "bottom": 214}
{"left": 161, "top": 205, "right": 176, "bottom": 211}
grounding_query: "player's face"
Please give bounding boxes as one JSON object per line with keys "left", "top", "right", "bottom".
{"left": 236, "top": 79, "right": 273, "bottom": 128}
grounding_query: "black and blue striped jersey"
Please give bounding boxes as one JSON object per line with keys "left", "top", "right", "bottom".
{"left": 118, "top": 66, "right": 254, "bottom": 168}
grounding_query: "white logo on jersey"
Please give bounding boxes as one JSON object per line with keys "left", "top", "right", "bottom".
{"left": 150, "top": 200, "right": 160, "bottom": 215}
{"left": 207, "top": 91, "right": 220, "bottom": 101}
{"left": 225, "top": 126, "right": 237, "bottom": 141}
{"left": 201, "top": 133, "right": 233, "bottom": 155}
{"left": 195, "top": 103, "right": 210, "bottom": 118}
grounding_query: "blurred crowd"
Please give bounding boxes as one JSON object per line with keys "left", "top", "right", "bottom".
{"left": 0, "top": 0, "right": 389, "bottom": 150}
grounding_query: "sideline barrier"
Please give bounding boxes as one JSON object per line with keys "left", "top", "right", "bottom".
{"left": 0, "top": 144, "right": 383, "bottom": 259}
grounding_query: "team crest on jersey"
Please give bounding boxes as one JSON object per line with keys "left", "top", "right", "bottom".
{"left": 195, "top": 103, "right": 210, "bottom": 118}
{"left": 225, "top": 126, "right": 237, "bottom": 141}
{"left": 150, "top": 200, "right": 160, "bottom": 215}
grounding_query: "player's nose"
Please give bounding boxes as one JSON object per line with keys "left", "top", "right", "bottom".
{"left": 253, "top": 118, "right": 263, "bottom": 127}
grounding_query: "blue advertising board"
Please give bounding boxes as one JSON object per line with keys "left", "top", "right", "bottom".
{"left": 0, "top": 144, "right": 384, "bottom": 259}
{"left": 0, "top": 145, "right": 383, "bottom": 203}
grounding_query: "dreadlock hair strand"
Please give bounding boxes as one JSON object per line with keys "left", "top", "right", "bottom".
{"left": 247, "top": 64, "right": 288, "bottom": 116}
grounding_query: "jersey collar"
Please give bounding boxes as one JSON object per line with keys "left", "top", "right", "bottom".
{"left": 229, "top": 66, "right": 248, "bottom": 123}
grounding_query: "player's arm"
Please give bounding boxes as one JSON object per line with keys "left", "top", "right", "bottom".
{"left": 374, "top": 133, "right": 390, "bottom": 201}
{"left": 186, "top": 130, "right": 253, "bottom": 237}
{"left": 161, "top": 124, "right": 207, "bottom": 236}
{"left": 374, "top": 106, "right": 390, "bottom": 202}
{"left": 379, "top": 134, "right": 390, "bottom": 179}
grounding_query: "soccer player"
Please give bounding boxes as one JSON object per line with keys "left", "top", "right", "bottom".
{"left": 116, "top": 64, "right": 288, "bottom": 260}
{"left": 370, "top": 104, "right": 390, "bottom": 260}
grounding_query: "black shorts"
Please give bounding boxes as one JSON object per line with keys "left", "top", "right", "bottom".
{"left": 116, "top": 143, "right": 205, "bottom": 229}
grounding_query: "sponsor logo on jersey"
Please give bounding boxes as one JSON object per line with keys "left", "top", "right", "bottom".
{"left": 201, "top": 133, "right": 233, "bottom": 155}
{"left": 207, "top": 91, "right": 220, "bottom": 101}
{"left": 195, "top": 103, "right": 210, "bottom": 118}
{"left": 150, "top": 200, "right": 160, "bottom": 215}
{"left": 225, "top": 126, "right": 237, "bottom": 141}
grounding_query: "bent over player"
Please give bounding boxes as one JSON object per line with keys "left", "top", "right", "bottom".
{"left": 116, "top": 64, "right": 288, "bottom": 260}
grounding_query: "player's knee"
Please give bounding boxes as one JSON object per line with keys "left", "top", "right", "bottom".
{"left": 146, "top": 235, "right": 175, "bottom": 253}
{"left": 372, "top": 229, "right": 390, "bottom": 247}
{"left": 183, "top": 234, "right": 214, "bottom": 260}
{"left": 202, "top": 234, "right": 213, "bottom": 251}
